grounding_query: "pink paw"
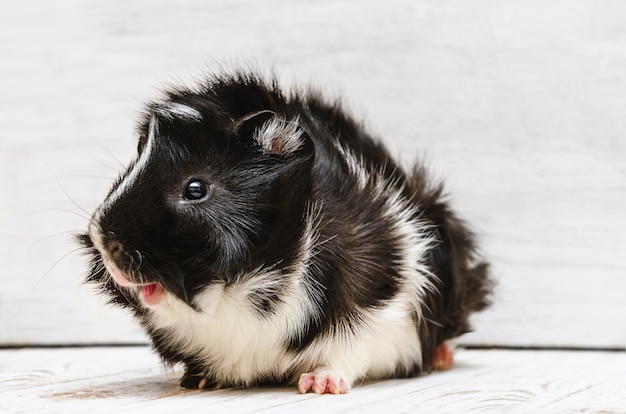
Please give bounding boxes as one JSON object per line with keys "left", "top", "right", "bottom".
{"left": 432, "top": 341, "right": 455, "bottom": 371}
{"left": 298, "top": 368, "right": 351, "bottom": 395}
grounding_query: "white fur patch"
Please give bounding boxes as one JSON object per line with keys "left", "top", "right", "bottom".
{"left": 381, "top": 182, "right": 438, "bottom": 322}
{"left": 254, "top": 117, "right": 304, "bottom": 156}
{"left": 294, "top": 301, "right": 423, "bottom": 384}
{"left": 335, "top": 143, "right": 437, "bottom": 309}
{"left": 335, "top": 144, "right": 370, "bottom": 190}
{"left": 146, "top": 269, "right": 309, "bottom": 385}
{"left": 154, "top": 102, "right": 202, "bottom": 121}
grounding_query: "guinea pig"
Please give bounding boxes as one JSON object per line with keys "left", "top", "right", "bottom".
{"left": 80, "top": 70, "right": 492, "bottom": 394}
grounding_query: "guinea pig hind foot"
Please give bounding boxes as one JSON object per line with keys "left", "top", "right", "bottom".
{"left": 180, "top": 371, "right": 221, "bottom": 390}
{"left": 432, "top": 341, "right": 455, "bottom": 371}
{"left": 298, "top": 368, "right": 351, "bottom": 395}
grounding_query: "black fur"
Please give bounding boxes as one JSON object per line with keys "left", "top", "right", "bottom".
{"left": 81, "top": 70, "right": 492, "bottom": 389}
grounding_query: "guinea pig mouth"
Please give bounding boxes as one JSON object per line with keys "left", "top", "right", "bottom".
{"left": 103, "top": 260, "right": 165, "bottom": 306}
{"left": 86, "top": 227, "right": 167, "bottom": 306}
{"left": 105, "top": 261, "right": 165, "bottom": 305}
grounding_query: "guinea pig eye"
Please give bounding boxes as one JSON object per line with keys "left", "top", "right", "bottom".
{"left": 183, "top": 180, "right": 209, "bottom": 201}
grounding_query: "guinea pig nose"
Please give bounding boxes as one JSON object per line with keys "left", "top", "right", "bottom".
{"left": 109, "top": 240, "right": 122, "bottom": 253}
{"left": 105, "top": 240, "right": 126, "bottom": 264}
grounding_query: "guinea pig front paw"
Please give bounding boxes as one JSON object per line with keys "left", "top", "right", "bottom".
{"left": 298, "top": 368, "right": 351, "bottom": 395}
{"left": 180, "top": 372, "right": 221, "bottom": 390}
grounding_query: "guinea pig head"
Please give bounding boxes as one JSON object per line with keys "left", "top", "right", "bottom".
{"left": 86, "top": 100, "right": 314, "bottom": 308}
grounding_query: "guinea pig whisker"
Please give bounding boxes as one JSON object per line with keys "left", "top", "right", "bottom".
{"left": 30, "top": 230, "right": 84, "bottom": 249}
{"left": 134, "top": 250, "right": 144, "bottom": 268}
{"left": 31, "top": 246, "right": 85, "bottom": 293}
{"left": 63, "top": 173, "right": 117, "bottom": 181}
{"left": 32, "top": 207, "right": 92, "bottom": 222}
{"left": 118, "top": 281, "right": 140, "bottom": 305}
{"left": 49, "top": 168, "right": 93, "bottom": 221}
{"left": 73, "top": 152, "right": 124, "bottom": 173}
{"left": 96, "top": 141, "right": 127, "bottom": 169}
{"left": 125, "top": 267, "right": 143, "bottom": 286}
{"left": 177, "top": 271, "right": 191, "bottom": 305}
{"left": 123, "top": 249, "right": 144, "bottom": 275}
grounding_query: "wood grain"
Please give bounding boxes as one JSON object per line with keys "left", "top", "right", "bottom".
{"left": 1, "top": 0, "right": 625, "bottom": 347}
{"left": 1, "top": 347, "right": 624, "bottom": 413}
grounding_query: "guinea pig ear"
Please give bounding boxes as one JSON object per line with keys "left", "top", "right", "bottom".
{"left": 236, "top": 110, "right": 307, "bottom": 157}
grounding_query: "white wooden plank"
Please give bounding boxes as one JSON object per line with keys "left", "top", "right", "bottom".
{"left": 0, "top": 347, "right": 624, "bottom": 413}
{"left": 1, "top": 0, "right": 625, "bottom": 347}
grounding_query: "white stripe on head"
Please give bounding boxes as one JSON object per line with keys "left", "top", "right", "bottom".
{"left": 154, "top": 102, "right": 202, "bottom": 121}
{"left": 95, "top": 115, "right": 159, "bottom": 220}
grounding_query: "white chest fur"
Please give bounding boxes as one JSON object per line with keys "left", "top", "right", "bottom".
{"left": 145, "top": 266, "right": 425, "bottom": 387}
{"left": 146, "top": 270, "right": 301, "bottom": 385}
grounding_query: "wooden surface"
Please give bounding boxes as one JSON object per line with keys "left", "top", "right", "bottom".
{"left": 1, "top": 346, "right": 624, "bottom": 413}
{"left": 1, "top": 0, "right": 625, "bottom": 348}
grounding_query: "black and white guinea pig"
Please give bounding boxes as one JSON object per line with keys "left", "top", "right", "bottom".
{"left": 81, "top": 71, "right": 492, "bottom": 394}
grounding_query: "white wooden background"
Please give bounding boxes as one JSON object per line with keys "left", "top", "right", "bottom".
{"left": 1, "top": 0, "right": 625, "bottom": 350}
